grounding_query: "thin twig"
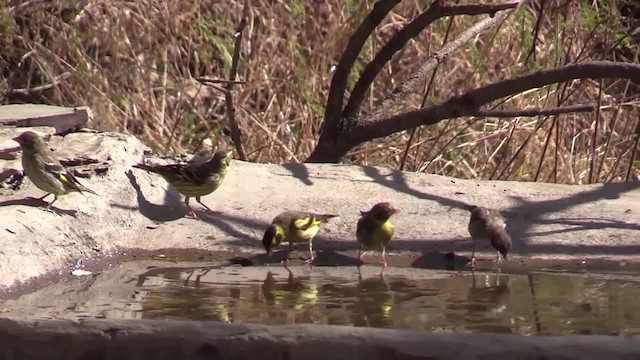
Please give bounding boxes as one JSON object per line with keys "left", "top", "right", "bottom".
{"left": 6, "top": 72, "right": 71, "bottom": 96}
{"left": 474, "top": 104, "right": 596, "bottom": 117}
{"left": 597, "top": 81, "right": 629, "bottom": 181}
{"left": 524, "top": 0, "right": 546, "bottom": 65}
{"left": 196, "top": 77, "right": 247, "bottom": 85}
{"left": 589, "top": 79, "right": 604, "bottom": 183}
{"left": 625, "top": 116, "right": 640, "bottom": 182}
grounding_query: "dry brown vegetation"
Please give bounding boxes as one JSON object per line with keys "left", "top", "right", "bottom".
{"left": 1, "top": 0, "right": 639, "bottom": 184}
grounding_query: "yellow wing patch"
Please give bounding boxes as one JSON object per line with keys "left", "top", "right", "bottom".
{"left": 58, "top": 174, "right": 69, "bottom": 183}
{"left": 293, "top": 217, "right": 314, "bottom": 229}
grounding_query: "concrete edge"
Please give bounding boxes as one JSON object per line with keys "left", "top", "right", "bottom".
{"left": 0, "top": 318, "right": 639, "bottom": 359}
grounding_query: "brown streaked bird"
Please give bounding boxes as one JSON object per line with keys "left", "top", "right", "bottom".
{"left": 262, "top": 210, "right": 338, "bottom": 263}
{"left": 356, "top": 202, "right": 400, "bottom": 268}
{"left": 132, "top": 150, "right": 233, "bottom": 218}
{"left": 466, "top": 204, "right": 512, "bottom": 267}
{"left": 13, "top": 131, "right": 97, "bottom": 210}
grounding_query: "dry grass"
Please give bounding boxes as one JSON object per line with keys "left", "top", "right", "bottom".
{"left": 1, "top": 0, "right": 638, "bottom": 183}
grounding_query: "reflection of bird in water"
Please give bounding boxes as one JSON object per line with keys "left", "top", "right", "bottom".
{"left": 461, "top": 272, "right": 512, "bottom": 333}
{"left": 261, "top": 267, "right": 319, "bottom": 314}
{"left": 351, "top": 268, "right": 394, "bottom": 328}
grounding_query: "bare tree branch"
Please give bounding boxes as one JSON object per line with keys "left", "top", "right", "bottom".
{"left": 194, "top": 19, "right": 248, "bottom": 160}
{"left": 366, "top": 0, "right": 529, "bottom": 123}
{"left": 322, "top": 0, "right": 400, "bottom": 136}
{"left": 344, "top": 0, "right": 523, "bottom": 121}
{"left": 474, "top": 104, "right": 596, "bottom": 117}
{"left": 225, "top": 19, "right": 248, "bottom": 161}
{"left": 352, "top": 61, "right": 640, "bottom": 144}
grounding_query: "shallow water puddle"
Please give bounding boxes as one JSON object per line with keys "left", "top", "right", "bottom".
{"left": 4, "top": 263, "right": 640, "bottom": 337}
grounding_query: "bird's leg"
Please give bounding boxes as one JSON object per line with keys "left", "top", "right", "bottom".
{"left": 306, "top": 240, "right": 315, "bottom": 264}
{"left": 494, "top": 252, "right": 502, "bottom": 264}
{"left": 357, "top": 247, "right": 364, "bottom": 266}
{"left": 287, "top": 242, "right": 295, "bottom": 260}
{"left": 470, "top": 239, "right": 477, "bottom": 268}
{"left": 45, "top": 195, "right": 58, "bottom": 210}
{"left": 184, "top": 197, "right": 199, "bottom": 219}
{"left": 381, "top": 247, "right": 388, "bottom": 268}
{"left": 196, "top": 196, "right": 221, "bottom": 215}
{"left": 37, "top": 193, "right": 52, "bottom": 201}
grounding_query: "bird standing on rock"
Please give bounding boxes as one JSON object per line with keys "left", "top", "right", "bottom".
{"left": 466, "top": 204, "right": 512, "bottom": 267}
{"left": 132, "top": 150, "right": 233, "bottom": 219}
{"left": 262, "top": 211, "right": 338, "bottom": 263}
{"left": 356, "top": 202, "right": 400, "bottom": 268}
{"left": 13, "top": 131, "right": 97, "bottom": 210}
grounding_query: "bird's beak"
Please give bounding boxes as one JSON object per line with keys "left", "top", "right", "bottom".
{"left": 391, "top": 207, "right": 400, "bottom": 215}
{"left": 12, "top": 135, "right": 20, "bottom": 143}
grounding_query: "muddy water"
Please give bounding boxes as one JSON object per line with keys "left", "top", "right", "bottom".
{"left": 101, "top": 264, "right": 640, "bottom": 337}
{"left": 4, "top": 260, "right": 640, "bottom": 337}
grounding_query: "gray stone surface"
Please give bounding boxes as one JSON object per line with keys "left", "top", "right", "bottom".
{"left": 0, "top": 104, "right": 639, "bottom": 292}
{"left": 1, "top": 317, "right": 640, "bottom": 359}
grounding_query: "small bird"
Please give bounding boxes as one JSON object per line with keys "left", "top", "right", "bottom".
{"left": 132, "top": 150, "right": 233, "bottom": 218}
{"left": 12, "top": 131, "right": 97, "bottom": 210}
{"left": 262, "top": 210, "right": 338, "bottom": 263}
{"left": 466, "top": 204, "right": 512, "bottom": 267}
{"left": 356, "top": 202, "right": 400, "bottom": 267}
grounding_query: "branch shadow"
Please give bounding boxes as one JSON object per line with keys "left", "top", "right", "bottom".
{"left": 0, "top": 197, "right": 77, "bottom": 217}
{"left": 361, "top": 165, "right": 639, "bottom": 252}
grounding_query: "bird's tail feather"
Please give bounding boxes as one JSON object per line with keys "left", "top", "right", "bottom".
{"left": 61, "top": 171, "right": 98, "bottom": 196}
{"left": 315, "top": 214, "right": 338, "bottom": 222}
{"left": 132, "top": 163, "right": 161, "bottom": 173}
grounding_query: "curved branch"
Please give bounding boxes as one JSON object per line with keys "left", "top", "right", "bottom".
{"left": 322, "top": 0, "right": 400, "bottom": 134}
{"left": 365, "top": 0, "right": 530, "bottom": 124}
{"left": 352, "top": 61, "right": 640, "bottom": 144}
{"left": 344, "top": 0, "right": 524, "bottom": 121}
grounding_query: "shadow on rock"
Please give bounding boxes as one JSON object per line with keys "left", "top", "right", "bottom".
{"left": 282, "top": 163, "right": 313, "bottom": 186}
{"left": 199, "top": 212, "right": 268, "bottom": 243}
{"left": 110, "top": 170, "right": 187, "bottom": 222}
{"left": 0, "top": 197, "right": 77, "bottom": 217}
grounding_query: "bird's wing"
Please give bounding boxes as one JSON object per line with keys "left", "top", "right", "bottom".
{"left": 292, "top": 214, "right": 316, "bottom": 230}
{"left": 180, "top": 162, "right": 212, "bottom": 185}
{"left": 43, "top": 160, "right": 88, "bottom": 192}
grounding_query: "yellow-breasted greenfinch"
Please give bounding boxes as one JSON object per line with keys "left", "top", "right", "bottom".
{"left": 13, "top": 131, "right": 97, "bottom": 210}
{"left": 262, "top": 210, "right": 338, "bottom": 263}
{"left": 356, "top": 202, "right": 400, "bottom": 267}
{"left": 132, "top": 150, "right": 233, "bottom": 218}
{"left": 466, "top": 204, "right": 512, "bottom": 267}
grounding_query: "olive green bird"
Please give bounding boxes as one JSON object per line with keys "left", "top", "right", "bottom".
{"left": 262, "top": 211, "right": 338, "bottom": 263}
{"left": 132, "top": 150, "right": 233, "bottom": 218}
{"left": 13, "top": 131, "right": 97, "bottom": 210}
{"left": 356, "top": 202, "right": 400, "bottom": 267}
{"left": 466, "top": 204, "right": 512, "bottom": 267}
